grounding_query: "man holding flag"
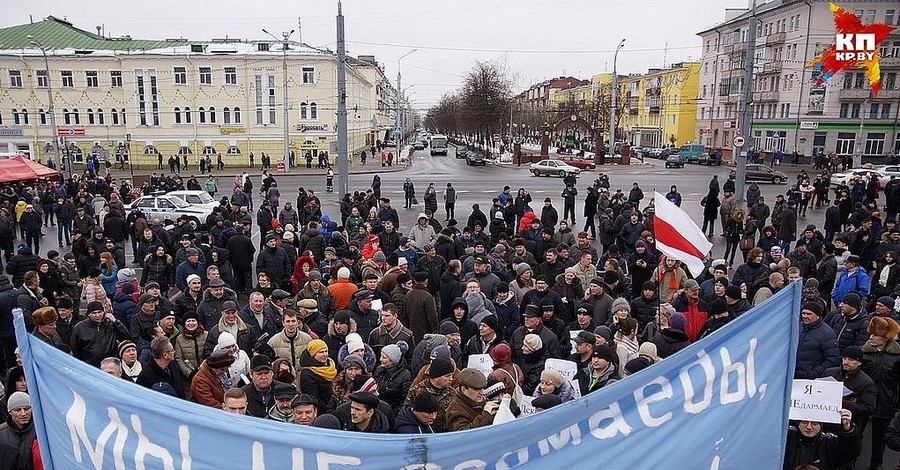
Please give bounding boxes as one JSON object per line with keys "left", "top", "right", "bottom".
{"left": 652, "top": 191, "right": 715, "bottom": 278}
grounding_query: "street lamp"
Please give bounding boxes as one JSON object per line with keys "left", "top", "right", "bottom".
{"left": 262, "top": 28, "right": 295, "bottom": 169}
{"left": 27, "top": 35, "right": 64, "bottom": 177}
{"left": 609, "top": 38, "right": 625, "bottom": 158}
{"left": 396, "top": 49, "right": 417, "bottom": 147}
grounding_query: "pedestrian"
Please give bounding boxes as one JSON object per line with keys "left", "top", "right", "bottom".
{"left": 443, "top": 183, "right": 456, "bottom": 221}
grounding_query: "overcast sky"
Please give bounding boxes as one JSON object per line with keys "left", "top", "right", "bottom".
{"left": 3, "top": 0, "right": 746, "bottom": 112}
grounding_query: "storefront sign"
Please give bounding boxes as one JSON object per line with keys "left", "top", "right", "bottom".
{"left": 219, "top": 126, "right": 246, "bottom": 134}
{"left": 0, "top": 128, "right": 24, "bottom": 137}
{"left": 799, "top": 122, "right": 819, "bottom": 130}
{"left": 56, "top": 128, "right": 85, "bottom": 137}
{"left": 296, "top": 124, "right": 328, "bottom": 132}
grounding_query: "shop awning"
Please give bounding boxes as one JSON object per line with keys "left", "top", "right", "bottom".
{"left": 0, "top": 156, "right": 59, "bottom": 182}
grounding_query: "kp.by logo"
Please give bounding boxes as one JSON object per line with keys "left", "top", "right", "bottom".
{"left": 808, "top": 3, "right": 896, "bottom": 97}
{"left": 834, "top": 33, "right": 875, "bottom": 61}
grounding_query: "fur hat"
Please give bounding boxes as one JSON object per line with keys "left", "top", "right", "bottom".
{"left": 32, "top": 307, "right": 58, "bottom": 327}
{"left": 611, "top": 297, "right": 630, "bottom": 315}
{"left": 868, "top": 316, "right": 900, "bottom": 340}
{"left": 540, "top": 369, "right": 564, "bottom": 388}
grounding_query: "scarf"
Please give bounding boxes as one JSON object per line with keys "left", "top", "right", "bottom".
{"left": 662, "top": 267, "right": 679, "bottom": 289}
{"left": 382, "top": 319, "right": 404, "bottom": 340}
{"left": 307, "top": 358, "right": 337, "bottom": 382}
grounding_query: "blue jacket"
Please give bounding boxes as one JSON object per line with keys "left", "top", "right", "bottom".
{"left": 101, "top": 266, "right": 119, "bottom": 296}
{"left": 831, "top": 268, "right": 870, "bottom": 305}
{"left": 829, "top": 311, "right": 871, "bottom": 355}
{"left": 175, "top": 260, "right": 206, "bottom": 293}
{"left": 795, "top": 319, "right": 840, "bottom": 379}
{"left": 112, "top": 292, "right": 138, "bottom": 324}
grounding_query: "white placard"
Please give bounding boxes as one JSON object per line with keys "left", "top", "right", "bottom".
{"left": 518, "top": 396, "right": 536, "bottom": 416}
{"left": 569, "top": 379, "right": 581, "bottom": 400}
{"left": 544, "top": 358, "right": 578, "bottom": 382}
{"left": 466, "top": 354, "right": 494, "bottom": 378}
{"left": 789, "top": 379, "right": 842, "bottom": 424}
{"left": 569, "top": 330, "right": 579, "bottom": 354}
{"left": 371, "top": 299, "right": 383, "bottom": 311}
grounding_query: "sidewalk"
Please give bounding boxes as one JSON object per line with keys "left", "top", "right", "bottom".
{"left": 103, "top": 157, "right": 408, "bottom": 179}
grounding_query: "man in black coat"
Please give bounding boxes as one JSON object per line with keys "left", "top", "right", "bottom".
{"left": 4, "top": 245, "right": 39, "bottom": 288}
{"left": 226, "top": 225, "right": 256, "bottom": 295}
{"left": 70, "top": 301, "right": 131, "bottom": 367}
{"left": 256, "top": 234, "right": 291, "bottom": 289}
{"left": 136, "top": 336, "right": 183, "bottom": 398}
{"left": 779, "top": 200, "right": 798, "bottom": 252}
{"left": 241, "top": 355, "right": 285, "bottom": 418}
{"left": 821, "top": 346, "right": 876, "bottom": 431}
{"left": 103, "top": 209, "right": 129, "bottom": 245}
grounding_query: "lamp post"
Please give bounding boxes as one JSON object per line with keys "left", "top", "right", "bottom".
{"left": 609, "top": 39, "right": 625, "bottom": 158}
{"left": 27, "top": 35, "right": 64, "bottom": 177}
{"left": 396, "top": 49, "right": 417, "bottom": 147}
{"left": 262, "top": 28, "right": 295, "bottom": 169}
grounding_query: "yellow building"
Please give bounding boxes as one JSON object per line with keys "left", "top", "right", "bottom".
{"left": 0, "top": 16, "right": 393, "bottom": 169}
{"left": 619, "top": 62, "right": 700, "bottom": 148}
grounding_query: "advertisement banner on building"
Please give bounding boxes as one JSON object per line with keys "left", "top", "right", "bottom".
{"left": 14, "top": 284, "right": 801, "bottom": 469}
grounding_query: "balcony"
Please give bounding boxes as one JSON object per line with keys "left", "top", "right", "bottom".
{"left": 877, "top": 89, "right": 900, "bottom": 100}
{"left": 724, "top": 42, "right": 746, "bottom": 54}
{"left": 839, "top": 88, "right": 871, "bottom": 100}
{"left": 722, "top": 94, "right": 740, "bottom": 104}
{"left": 765, "top": 32, "right": 786, "bottom": 44}
{"left": 760, "top": 62, "right": 782, "bottom": 74}
{"left": 881, "top": 57, "right": 900, "bottom": 67}
{"left": 753, "top": 91, "right": 779, "bottom": 102}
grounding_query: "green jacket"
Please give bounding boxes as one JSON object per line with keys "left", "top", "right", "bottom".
{"left": 204, "top": 179, "right": 218, "bottom": 193}
{"left": 59, "top": 262, "right": 81, "bottom": 299}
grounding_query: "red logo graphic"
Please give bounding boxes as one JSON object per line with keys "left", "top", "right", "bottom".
{"left": 807, "top": 3, "right": 895, "bottom": 97}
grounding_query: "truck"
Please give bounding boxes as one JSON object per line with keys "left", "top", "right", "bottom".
{"left": 677, "top": 143, "right": 705, "bottom": 163}
{"left": 430, "top": 134, "right": 448, "bottom": 156}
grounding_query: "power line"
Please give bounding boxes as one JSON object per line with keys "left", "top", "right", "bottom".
{"left": 346, "top": 40, "right": 700, "bottom": 55}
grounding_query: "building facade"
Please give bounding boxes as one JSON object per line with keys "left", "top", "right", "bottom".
{"left": 619, "top": 62, "right": 701, "bottom": 149}
{"left": 696, "top": 0, "right": 900, "bottom": 161}
{"left": 0, "top": 16, "right": 394, "bottom": 169}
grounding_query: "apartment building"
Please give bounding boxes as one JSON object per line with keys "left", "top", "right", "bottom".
{"left": 619, "top": 62, "right": 701, "bottom": 149}
{"left": 697, "top": 0, "right": 900, "bottom": 161}
{"left": 0, "top": 16, "right": 394, "bottom": 168}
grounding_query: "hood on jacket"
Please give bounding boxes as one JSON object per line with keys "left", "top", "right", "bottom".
{"left": 451, "top": 297, "right": 469, "bottom": 318}
{"left": 327, "top": 318, "right": 358, "bottom": 337}
{"left": 16, "top": 244, "right": 32, "bottom": 255}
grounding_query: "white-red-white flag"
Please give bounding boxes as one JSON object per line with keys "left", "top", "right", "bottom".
{"left": 652, "top": 191, "right": 713, "bottom": 277}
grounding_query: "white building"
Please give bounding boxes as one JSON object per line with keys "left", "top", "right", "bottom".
{"left": 696, "top": 0, "right": 900, "bottom": 161}
{"left": 0, "top": 16, "right": 395, "bottom": 168}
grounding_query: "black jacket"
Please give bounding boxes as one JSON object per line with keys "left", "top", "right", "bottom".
{"left": 71, "top": 318, "right": 131, "bottom": 367}
{"left": 782, "top": 425, "right": 860, "bottom": 470}
{"left": 393, "top": 405, "right": 434, "bottom": 433}
{"left": 136, "top": 359, "right": 184, "bottom": 398}
{"left": 822, "top": 366, "right": 876, "bottom": 423}
{"left": 226, "top": 233, "right": 256, "bottom": 270}
{"left": 861, "top": 340, "right": 900, "bottom": 418}
{"left": 256, "top": 245, "right": 292, "bottom": 287}
{"left": 241, "top": 380, "right": 286, "bottom": 418}
{"left": 5, "top": 249, "right": 40, "bottom": 287}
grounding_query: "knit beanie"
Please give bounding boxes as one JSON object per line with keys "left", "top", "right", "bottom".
{"left": 307, "top": 339, "right": 328, "bottom": 356}
{"left": 540, "top": 369, "right": 564, "bottom": 388}
{"left": 345, "top": 333, "right": 364, "bottom": 353}
{"left": 522, "top": 334, "right": 543, "bottom": 354}
{"left": 6, "top": 392, "right": 30, "bottom": 412}
{"left": 429, "top": 357, "right": 454, "bottom": 378}
{"left": 611, "top": 297, "right": 630, "bottom": 315}
{"left": 342, "top": 355, "right": 367, "bottom": 373}
{"left": 669, "top": 312, "right": 688, "bottom": 332}
{"left": 381, "top": 341, "right": 408, "bottom": 366}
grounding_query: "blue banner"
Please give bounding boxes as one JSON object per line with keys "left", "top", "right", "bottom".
{"left": 15, "top": 283, "right": 801, "bottom": 469}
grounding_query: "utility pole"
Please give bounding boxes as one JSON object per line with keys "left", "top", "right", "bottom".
{"left": 735, "top": 0, "right": 758, "bottom": 203}
{"left": 27, "top": 36, "right": 62, "bottom": 174}
{"left": 609, "top": 39, "right": 625, "bottom": 157}
{"left": 262, "top": 28, "right": 294, "bottom": 169}
{"left": 853, "top": 94, "right": 869, "bottom": 168}
{"left": 336, "top": 1, "right": 349, "bottom": 196}
{"left": 396, "top": 49, "right": 417, "bottom": 149}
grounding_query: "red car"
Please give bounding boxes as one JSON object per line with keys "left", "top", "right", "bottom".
{"left": 555, "top": 155, "right": 596, "bottom": 170}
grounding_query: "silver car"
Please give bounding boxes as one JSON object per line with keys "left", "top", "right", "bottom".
{"left": 131, "top": 194, "right": 214, "bottom": 230}
{"left": 529, "top": 159, "right": 581, "bottom": 177}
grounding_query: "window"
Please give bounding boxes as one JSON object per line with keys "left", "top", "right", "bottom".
{"left": 258, "top": 43, "right": 270, "bottom": 51}
{"left": 110, "top": 71, "right": 122, "bottom": 87}
{"left": 836, "top": 132, "right": 855, "bottom": 155}
{"left": 865, "top": 132, "right": 885, "bottom": 155}
{"left": 840, "top": 103, "right": 849, "bottom": 118}
{"left": 87, "top": 108, "right": 95, "bottom": 125}
{"left": 71, "top": 108, "right": 80, "bottom": 125}
{"left": 62, "top": 108, "right": 70, "bottom": 125}
{"left": 302, "top": 67, "right": 314, "bottom": 84}
{"left": 177, "top": 146, "right": 192, "bottom": 156}
{"left": 12, "top": 109, "right": 28, "bottom": 125}
{"left": 36, "top": 70, "right": 48, "bottom": 88}
{"left": 225, "top": 67, "right": 237, "bottom": 85}
{"left": 184, "top": 107, "right": 191, "bottom": 123}
{"left": 309, "top": 102, "right": 317, "bottom": 120}
{"left": 38, "top": 108, "right": 46, "bottom": 125}
{"left": 882, "top": 103, "right": 892, "bottom": 119}
{"left": 764, "top": 131, "right": 786, "bottom": 152}
{"left": 198, "top": 107, "right": 206, "bottom": 124}
{"left": 863, "top": 9, "right": 875, "bottom": 24}
{"left": 209, "top": 107, "right": 216, "bottom": 123}
{"left": 255, "top": 72, "right": 276, "bottom": 125}
{"left": 233, "top": 107, "right": 241, "bottom": 124}
{"left": 110, "top": 108, "right": 119, "bottom": 125}
{"left": 884, "top": 73, "right": 896, "bottom": 90}
{"left": 174, "top": 67, "right": 186, "bottom": 85}
{"left": 86, "top": 71, "right": 98, "bottom": 88}
{"left": 851, "top": 103, "right": 861, "bottom": 118}
{"left": 223, "top": 107, "right": 230, "bottom": 124}
{"left": 870, "top": 103, "right": 880, "bottom": 119}
{"left": 135, "top": 69, "right": 159, "bottom": 126}
{"left": 887, "top": 10, "right": 896, "bottom": 25}
{"left": 61, "top": 70, "right": 73, "bottom": 87}
{"left": 96, "top": 108, "right": 104, "bottom": 125}
{"left": 174, "top": 107, "right": 182, "bottom": 124}
{"left": 226, "top": 145, "right": 241, "bottom": 155}
{"left": 199, "top": 67, "right": 212, "bottom": 85}
{"left": 855, "top": 72, "right": 865, "bottom": 89}
{"left": 143, "top": 145, "right": 160, "bottom": 155}
{"left": 202, "top": 146, "right": 216, "bottom": 156}
{"left": 300, "top": 102, "right": 308, "bottom": 120}
{"left": 8, "top": 70, "right": 22, "bottom": 88}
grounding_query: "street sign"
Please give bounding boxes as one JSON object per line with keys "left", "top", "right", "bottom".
{"left": 57, "top": 128, "right": 85, "bottom": 137}
{"left": 733, "top": 135, "right": 746, "bottom": 148}
{"left": 493, "top": 134, "right": 501, "bottom": 142}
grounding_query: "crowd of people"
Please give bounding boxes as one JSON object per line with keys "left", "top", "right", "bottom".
{"left": 0, "top": 162, "right": 898, "bottom": 470}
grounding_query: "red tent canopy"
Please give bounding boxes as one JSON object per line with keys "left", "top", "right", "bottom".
{"left": 0, "top": 156, "right": 59, "bottom": 182}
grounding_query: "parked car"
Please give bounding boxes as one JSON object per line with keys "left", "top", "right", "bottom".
{"left": 413, "top": 141, "right": 425, "bottom": 150}
{"left": 745, "top": 164, "right": 787, "bottom": 184}
{"left": 131, "top": 195, "right": 214, "bottom": 230}
{"left": 665, "top": 154, "right": 684, "bottom": 168}
{"left": 873, "top": 165, "right": 900, "bottom": 181}
{"left": 466, "top": 151, "right": 486, "bottom": 166}
{"left": 697, "top": 149, "right": 723, "bottom": 166}
{"left": 383, "top": 140, "right": 397, "bottom": 148}
{"left": 529, "top": 160, "right": 581, "bottom": 177}
{"left": 649, "top": 148, "right": 666, "bottom": 158}
{"left": 556, "top": 155, "right": 596, "bottom": 170}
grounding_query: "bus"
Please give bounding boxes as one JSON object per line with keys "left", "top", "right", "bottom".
{"left": 430, "top": 134, "right": 448, "bottom": 156}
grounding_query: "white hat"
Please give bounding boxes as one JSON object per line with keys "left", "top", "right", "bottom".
{"left": 337, "top": 267, "right": 351, "bottom": 279}
{"left": 186, "top": 274, "right": 201, "bottom": 284}
{"left": 345, "top": 333, "right": 364, "bottom": 353}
